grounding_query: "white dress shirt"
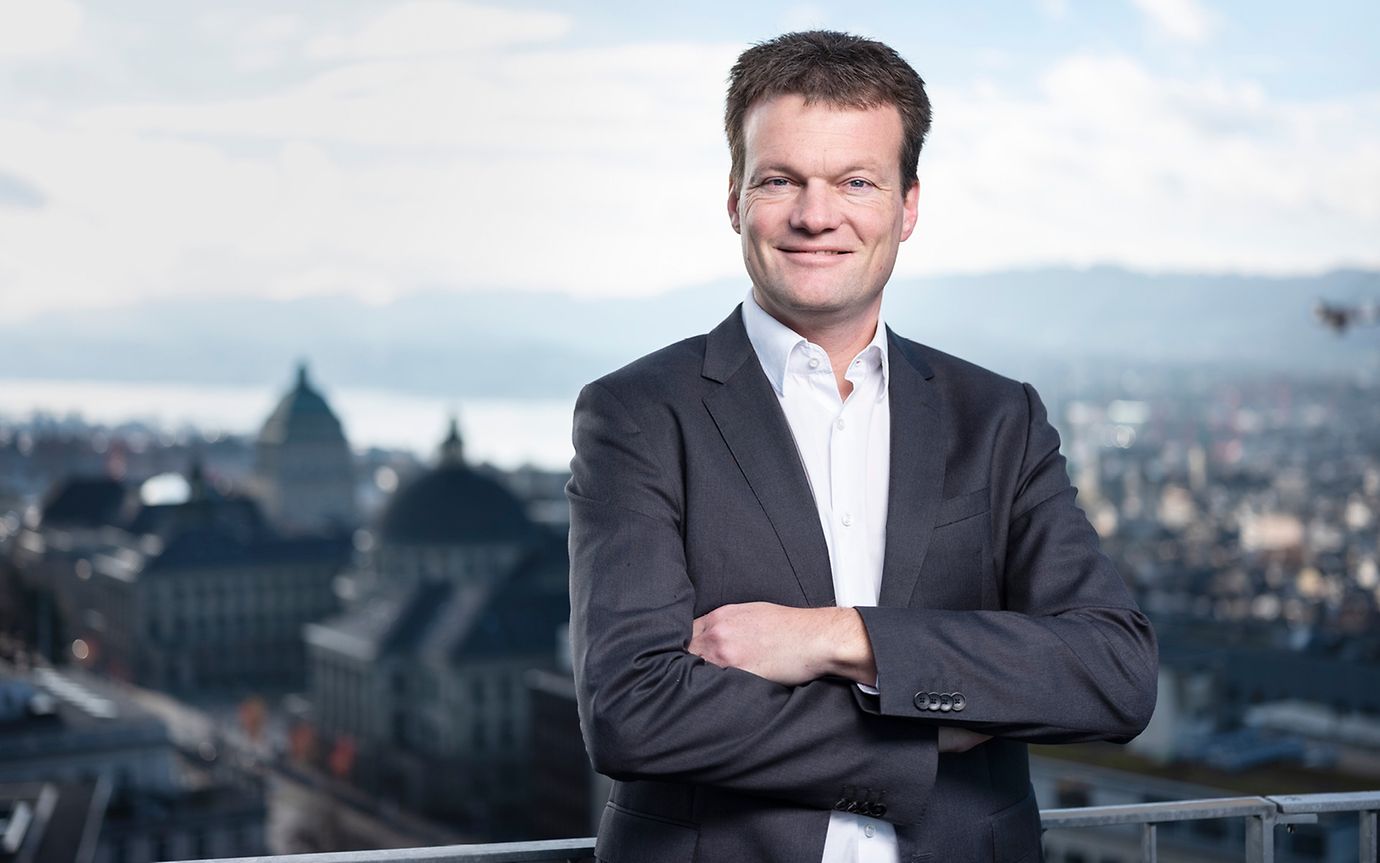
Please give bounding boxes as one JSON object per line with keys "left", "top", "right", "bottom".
{"left": 741, "top": 291, "right": 898, "bottom": 863}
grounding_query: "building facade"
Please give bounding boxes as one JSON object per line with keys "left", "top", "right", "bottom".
{"left": 10, "top": 465, "right": 348, "bottom": 696}
{"left": 255, "top": 364, "right": 358, "bottom": 536}
{"left": 305, "top": 422, "right": 569, "bottom": 836}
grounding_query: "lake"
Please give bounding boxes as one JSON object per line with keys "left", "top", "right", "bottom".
{"left": 0, "top": 378, "right": 577, "bottom": 471}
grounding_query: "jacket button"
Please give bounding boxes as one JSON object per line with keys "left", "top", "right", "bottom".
{"left": 938, "top": 693, "right": 953, "bottom": 712}
{"left": 952, "top": 692, "right": 966, "bottom": 712}
{"left": 913, "top": 691, "right": 930, "bottom": 711}
{"left": 835, "top": 785, "right": 854, "bottom": 811}
{"left": 928, "top": 692, "right": 942, "bottom": 711}
{"left": 870, "top": 802, "right": 888, "bottom": 817}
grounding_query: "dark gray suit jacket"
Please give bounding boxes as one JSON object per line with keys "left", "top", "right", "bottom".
{"left": 567, "top": 306, "right": 1158, "bottom": 863}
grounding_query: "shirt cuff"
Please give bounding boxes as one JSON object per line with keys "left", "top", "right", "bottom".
{"left": 856, "top": 681, "right": 879, "bottom": 696}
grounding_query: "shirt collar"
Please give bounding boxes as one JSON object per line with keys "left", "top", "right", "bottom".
{"left": 741, "top": 290, "right": 891, "bottom": 399}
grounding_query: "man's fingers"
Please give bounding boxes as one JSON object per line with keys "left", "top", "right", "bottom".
{"left": 688, "top": 613, "right": 718, "bottom": 662}
{"left": 685, "top": 602, "right": 827, "bottom": 686}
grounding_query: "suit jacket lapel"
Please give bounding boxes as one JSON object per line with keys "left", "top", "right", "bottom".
{"left": 879, "top": 328, "right": 947, "bottom": 607}
{"left": 701, "top": 307, "right": 836, "bottom": 608}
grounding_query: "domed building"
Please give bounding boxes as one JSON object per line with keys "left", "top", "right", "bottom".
{"left": 255, "top": 363, "right": 357, "bottom": 535}
{"left": 304, "top": 420, "right": 568, "bottom": 834}
{"left": 373, "top": 419, "right": 534, "bottom": 589}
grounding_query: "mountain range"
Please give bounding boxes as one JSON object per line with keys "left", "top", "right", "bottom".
{"left": 3, "top": 266, "right": 1377, "bottom": 399}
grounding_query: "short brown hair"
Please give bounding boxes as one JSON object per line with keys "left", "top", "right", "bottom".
{"left": 725, "top": 30, "right": 932, "bottom": 191}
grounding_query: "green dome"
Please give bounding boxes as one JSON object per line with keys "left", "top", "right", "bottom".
{"left": 259, "top": 363, "right": 347, "bottom": 446}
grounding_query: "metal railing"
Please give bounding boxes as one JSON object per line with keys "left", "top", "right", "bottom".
{"left": 1041, "top": 790, "right": 1380, "bottom": 862}
{"left": 174, "top": 790, "right": 1380, "bottom": 863}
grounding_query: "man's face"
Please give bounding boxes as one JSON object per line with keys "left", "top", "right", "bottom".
{"left": 729, "top": 93, "right": 919, "bottom": 327}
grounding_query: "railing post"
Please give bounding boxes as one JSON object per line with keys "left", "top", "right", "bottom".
{"left": 1246, "top": 814, "right": 1275, "bottom": 863}
{"left": 1361, "top": 809, "right": 1377, "bottom": 863}
{"left": 1140, "top": 822, "right": 1157, "bottom": 863}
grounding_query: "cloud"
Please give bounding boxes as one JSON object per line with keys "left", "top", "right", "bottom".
{"left": 0, "top": 3, "right": 1376, "bottom": 324}
{"left": 305, "top": 1, "right": 572, "bottom": 60}
{"left": 0, "top": 0, "right": 83, "bottom": 59}
{"left": 1130, "top": 0, "right": 1216, "bottom": 43}
{"left": 0, "top": 170, "right": 45, "bottom": 209}
{"left": 0, "top": 2, "right": 742, "bottom": 321}
{"left": 903, "top": 53, "right": 1380, "bottom": 278}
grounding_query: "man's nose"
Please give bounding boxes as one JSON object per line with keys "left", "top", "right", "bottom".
{"left": 789, "top": 179, "right": 842, "bottom": 234}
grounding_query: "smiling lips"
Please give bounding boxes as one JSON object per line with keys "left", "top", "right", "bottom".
{"left": 781, "top": 249, "right": 853, "bottom": 266}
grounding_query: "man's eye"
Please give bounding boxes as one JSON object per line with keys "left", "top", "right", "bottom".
{"left": 762, "top": 177, "right": 792, "bottom": 188}
{"left": 846, "top": 178, "right": 873, "bottom": 189}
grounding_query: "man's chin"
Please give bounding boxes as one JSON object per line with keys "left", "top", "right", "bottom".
{"left": 754, "top": 284, "right": 869, "bottom": 320}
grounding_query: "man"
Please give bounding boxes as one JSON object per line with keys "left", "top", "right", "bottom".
{"left": 567, "top": 31, "right": 1157, "bottom": 863}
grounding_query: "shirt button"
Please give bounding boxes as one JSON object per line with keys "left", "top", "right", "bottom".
{"left": 841, "top": 513, "right": 853, "bottom": 527}
{"left": 864, "top": 824, "right": 875, "bottom": 838}
{"left": 835, "top": 418, "right": 845, "bottom": 430}
{"left": 808, "top": 357, "right": 821, "bottom": 369}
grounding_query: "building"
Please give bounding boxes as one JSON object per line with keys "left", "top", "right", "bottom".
{"left": 524, "top": 656, "right": 609, "bottom": 841}
{"left": 304, "top": 422, "right": 569, "bottom": 836}
{"left": 0, "top": 663, "right": 266, "bottom": 863}
{"left": 254, "top": 364, "right": 357, "bottom": 536}
{"left": 8, "top": 464, "right": 349, "bottom": 696}
{"left": 0, "top": 777, "right": 109, "bottom": 863}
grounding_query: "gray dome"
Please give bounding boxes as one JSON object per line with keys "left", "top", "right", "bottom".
{"left": 259, "top": 363, "right": 347, "bottom": 446}
{"left": 379, "top": 465, "right": 532, "bottom": 546}
{"left": 379, "top": 420, "right": 532, "bottom": 546}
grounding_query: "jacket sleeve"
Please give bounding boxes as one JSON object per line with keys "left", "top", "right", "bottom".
{"left": 855, "top": 382, "right": 1159, "bottom": 743}
{"left": 568, "top": 380, "right": 938, "bottom": 824}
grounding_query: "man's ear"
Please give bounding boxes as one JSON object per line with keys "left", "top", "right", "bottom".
{"left": 899, "top": 178, "right": 920, "bottom": 241}
{"left": 727, "top": 176, "right": 742, "bottom": 234}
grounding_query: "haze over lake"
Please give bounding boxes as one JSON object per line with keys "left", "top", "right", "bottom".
{"left": 0, "top": 378, "right": 576, "bottom": 471}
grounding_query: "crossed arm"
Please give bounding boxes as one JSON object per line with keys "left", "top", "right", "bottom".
{"left": 568, "top": 381, "right": 942, "bottom": 824}
{"left": 568, "top": 377, "right": 1157, "bottom": 823}
{"left": 688, "top": 601, "right": 992, "bottom": 752}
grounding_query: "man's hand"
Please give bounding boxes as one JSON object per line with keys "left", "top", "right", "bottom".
{"left": 690, "top": 602, "right": 993, "bottom": 752}
{"left": 689, "top": 602, "right": 877, "bottom": 686}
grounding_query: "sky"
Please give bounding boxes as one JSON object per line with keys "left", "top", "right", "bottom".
{"left": 1, "top": 0, "right": 1378, "bottom": 323}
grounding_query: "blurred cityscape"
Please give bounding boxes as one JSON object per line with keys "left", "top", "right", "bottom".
{"left": 2, "top": 311, "right": 1379, "bottom": 863}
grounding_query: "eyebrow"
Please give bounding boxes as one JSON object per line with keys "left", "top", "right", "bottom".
{"left": 750, "top": 161, "right": 889, "bottom": 181}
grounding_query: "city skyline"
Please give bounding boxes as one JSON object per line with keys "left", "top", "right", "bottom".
{"left": 4, "top": 343, "right": 1379, "bottom": 861}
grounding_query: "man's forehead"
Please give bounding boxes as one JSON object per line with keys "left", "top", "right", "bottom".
{"left": 740, "top": 94, "right": 904, "bottom": 170}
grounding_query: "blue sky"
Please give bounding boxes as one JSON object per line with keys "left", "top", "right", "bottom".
{"left": 547, "top": 2, "right": 1380, "bottom": 100}
{"left": 1, "top": 0, "right": 1377, "bottom": 322}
